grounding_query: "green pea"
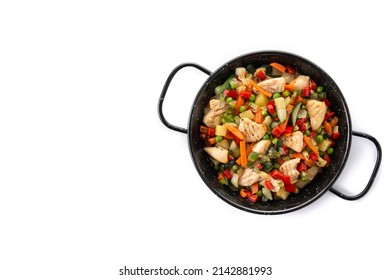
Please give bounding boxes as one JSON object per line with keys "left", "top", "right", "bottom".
{"left": 316, "top": 86, "right": 324, "bottom": 93}
{"left": 282, "top": 90, "right": 291, "bottom": 97}
{"left": 273, "top": 92, "right": 280, "bottom": 99}
{"left": 257, "top": 190, "right": 263, "bottom": 197}
{"left": 263, "top": 134, "right": 270, "bottom": 140}
{"left": 250, "top": 94, "right": 256, "bottom": 102}
{"left": 327, "top": 147, "right": 334, "bottom": 155}
{"left": 316, "top": 135, "right": 323, "bottom": 143}
{"left": 216, "top": 136, "right": 223, "bottom": 143}
{"left": 240, "top": 106, "right": 247, "bottom": 113}
{"left": 226, "top": 97, "right": 233, "bottom": 103}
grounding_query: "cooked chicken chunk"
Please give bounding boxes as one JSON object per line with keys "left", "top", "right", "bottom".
{"left": 257, "top": 77, "right": 286, "bottom": 93}
{"left": 279, "top": 158, "right": 301, "bottom": 183}
{"left": 251, "top": 139, "right": 271, "bottom": 155}
{"left": 238, "top": 118, "right": 267, "bottom": 142}
{"left": 282, "top": 131, "right": 304, "bottom": 152}
{"left": 292, "top": 75, "right": 310, "bottom": 90}
{"left": 239, "top": 168, "right": 269, "bottom": 186}
{"left": 203, "top": 99, "right": 228, "bottom": 128}
{"left": 306, "top": 100, "right": 327, "bottom": 131}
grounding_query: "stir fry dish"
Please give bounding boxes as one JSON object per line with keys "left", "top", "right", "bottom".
{"left": 200, "top": 62, "right": 340, "bottom": 203}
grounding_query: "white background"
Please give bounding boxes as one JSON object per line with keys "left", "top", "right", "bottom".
{"left": 0, "top": 1, "right": 388, "bottom": 279}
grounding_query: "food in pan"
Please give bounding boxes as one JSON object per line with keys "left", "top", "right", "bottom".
{"left": 200, "top": 62, "right": 340, "bottom": 203}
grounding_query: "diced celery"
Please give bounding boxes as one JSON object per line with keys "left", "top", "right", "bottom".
{"left": 274, "top": 97, "right": 286, "bottom": 123}
{"left": 291, "top": 102, "right": 302, "bottom": 126}
{"left": 318, "top": 138, "right": 332, "bottom": 152}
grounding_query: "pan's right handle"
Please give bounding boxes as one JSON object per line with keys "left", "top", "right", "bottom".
{"left": 329, "top": 131, "right": 382, "bottom": 200}
{"left": 158, "top": 63, "right": 212, "bottom": 134}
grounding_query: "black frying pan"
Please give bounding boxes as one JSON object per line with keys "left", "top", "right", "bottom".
{"left": 158, "top": 51, "right": 382, "bottom": 214}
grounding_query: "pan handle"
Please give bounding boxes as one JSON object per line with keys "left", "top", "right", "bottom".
{"left": 329, "top": 131, "right": 382, "bottom": 200}
{"left": 158, "top": 63, "right": 212, "bottom": 134}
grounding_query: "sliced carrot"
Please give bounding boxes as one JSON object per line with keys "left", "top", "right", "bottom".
{"left": 324, "top": 121, "right": 332, "bottom": 135}
{"left": 280, "top": 104, "right": 294, "bottom": 130}
{"left": 330, "top": 116, "right": 339, "bottom": 127}
{"left": 270, "top": 62, "right": 286, "bottom": 73}
{"left": 247, "top": 83, "right": 253, "bottom": 93}
{"left": 293, "top": 95, "right": 303, "bottom": 105}
{"left": 291, "top": 152, "right": 305, "bottom": 160}
{"left": 285, "top": 82, "right": 295, "bottom": 92}
{"left": 207, "top": 137, "right": 217, "bottom": 145}
{"left": 305, "top": 159, "right": 316, "bottom": 167}
{"left": 236, "top": 157, "right": 242, "bottom": 165}
{"left": 240, "top": 188, "right": 249, "bottom": 198}
{"left": 249, "top": 79, "right": 273, "bottom": 98}
{"left": 226, "top": 125, "right": 245, "bottom": 141}
{"left": 246, "top": 142, "right": 256, "bottom": 156}
{"left": 251, "top": 182, "right": 259, "bottom": 194}
{"left": 239, "top": 140, "right": 247, "bottom": 167}
{"left": 217, "top": 172, "right": 224, "bottom": 181}
{"left": 303, "top": 135, "right": 319, "bottom": 156}
{"left": 228, "top": 154, "right": 235, "bottom": 161}
{"left": 234, "top": 95, "right": 245, "bottom": 115}
{"left": 254, "top": 109, "right": 263, "bottom": 124}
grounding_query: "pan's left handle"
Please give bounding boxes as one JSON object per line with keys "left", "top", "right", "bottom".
{"left": 158, "top": 63, "right": 212, "bottom": 134}
{"left": 329, "top": 131, "right": 382, "bottom": 200}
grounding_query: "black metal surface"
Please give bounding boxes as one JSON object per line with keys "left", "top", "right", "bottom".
{"left": 158, "top": 63, "right": 211, "bottom": 134}
{"left": 329, "top": 131, "right": 382, "bottom": 200}
{"left": 159, "top": 51, "right": 382, "bottom": 214}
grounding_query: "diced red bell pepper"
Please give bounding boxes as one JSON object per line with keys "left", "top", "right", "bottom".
{"left": 247, "top": 193, "right": 259, "bottom": 203}
{"left": 301, "top": 86, "right": 311, "bottom": 97}
{"left": 256, "top": 70, "right": 267, "bottom": 80}
{"left": 324, "top": 111, "right": 334, "bottom": 120}
{"left": 282, "top": 175, "right": 291, "bottom": 185}
{"left": 256, "top": 163, "right": 263, "bottom": 170}
{"left": 309, "top": 153, "right": 318, "bottom": 161}
{"left": 285, "top": 183, "right": 296, "bottom": 193}
{"left": 270, "top": 169, "right": 285, "bottom": 180}
{"left": 286, "top": 65, "right": 296, "bottom": 75}
{"left": 267, "top": 103, "right": 275, "bottom": 116}
{"left": 272, "top": 125, "right": 284, "bottom": 138}
{"left": 208, "top": 127, "right": 215, "bottom": 137}
{"left": 310, "top": 79, "right": 317, "bottom": 91}
{"left": 223, "top": 169, "right": 232, "bottom": 179}
{"left": 310, "top": 131, "right": 317, "bottom": 138}
{"left": 297, "top": 161, "right": 307, "bottom": 172}
{"left": 265, "top": 180, "right": 274, "bottom": 190}
{"left": 296, "top": 118, "right": 307, "bottom": 132}
{"left": 321, "top": 98, "right": 331, "bottom": 107}
{"left": 284, "top": 126, "right": 294, "bottom": 134}
{"left": 281, "top": 145, "right": 290, "bottom": 155}
{"left": 224, "top": 89, "right": 238, "bottom": 99}
{"left": 282, "top": 175, "right": 296, "bottom": 193}
{"left": 240, "top": 91, "right": 252, "bottom": 99}
{"left": 332, "top": 126, "right": 340, "bottom": 140}
{"left": 323, "top": 153, "right": 331, "bottom": 167}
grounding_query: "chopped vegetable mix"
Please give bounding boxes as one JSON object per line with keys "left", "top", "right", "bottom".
{"left": 201, "top": 62, "right": 340, "bottom": 203}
